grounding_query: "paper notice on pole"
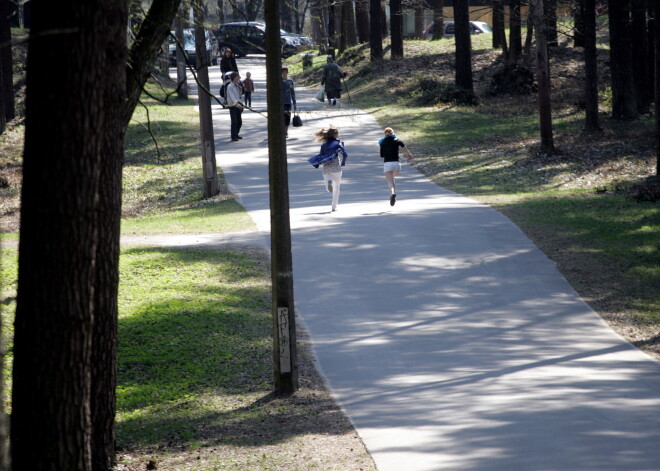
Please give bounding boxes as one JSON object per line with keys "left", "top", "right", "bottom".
{"left": 277, "top": 307, "right": 291, "bottom": 373}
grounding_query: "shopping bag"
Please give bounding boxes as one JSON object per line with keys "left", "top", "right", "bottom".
{"left": 316, "top": 86, "right": 325, "bottom": 102}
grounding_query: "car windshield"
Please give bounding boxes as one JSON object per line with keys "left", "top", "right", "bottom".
{"left": 477, "top": 23, "right": 493, "bottom": 33}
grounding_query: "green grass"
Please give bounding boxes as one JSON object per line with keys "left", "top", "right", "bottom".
{"left": 116, "top": 247, "right": 272, "bottom": 447}
{"left": 122, "top": 80, "right": 254, "bottom": 235}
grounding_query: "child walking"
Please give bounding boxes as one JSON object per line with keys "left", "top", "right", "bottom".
{"left": 379, "top": 127, "right": 412, "bottom": 206}
{"left": 308, "top": 127, "right": 348, "bottom": 212}
{"left": 242, "top": 71, "right": 254, "bottom": 107}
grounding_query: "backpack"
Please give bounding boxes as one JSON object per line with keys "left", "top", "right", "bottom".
{"left": 219, "top": 84, "right": 226, "bottom": 98}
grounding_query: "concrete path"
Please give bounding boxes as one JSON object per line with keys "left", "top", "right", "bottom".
{"left": 187, "top": 57, "right": 660, "bottom": 471}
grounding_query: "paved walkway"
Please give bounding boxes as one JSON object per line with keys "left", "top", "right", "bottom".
{"left": 189, "top": 57, "right": 660, "bottom": 471}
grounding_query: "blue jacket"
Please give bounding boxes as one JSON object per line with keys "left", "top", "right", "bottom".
{"left": 308, "top": 139, "right": 347, "bottom": 168}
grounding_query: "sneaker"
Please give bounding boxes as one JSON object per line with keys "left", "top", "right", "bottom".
{"left": 390, "top": 194, "right": 396, "bottom": 206}
{"left": 327, "top": 180, "right": 333, "bottom": 192}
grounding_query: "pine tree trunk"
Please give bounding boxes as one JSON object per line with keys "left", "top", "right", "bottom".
{"left": 545, "top": 0, "right": 558, "bottom": 46}
{"left": 534, "top": 0, "right": 554, "bottom": 152}
{"left": 0, "top": 0, "right": 14, "bottom": 124}
{"left": 390, "top": 0, "right": 404, "bottom": 59}
{"left": 574, "top": 0, "right": 586, "bottom": 47}
{"left": 655, "top": 0, "right": 660, "bottom": 174}
{"left": 12, "top": 1, "right": 127, "bottom": 468}
{"left": 492, "top": 0, "right": 504, "bottom": 48}
{"left": 369, "top": 0, "right": 383, "bottom": 60}
{"left": 355, "top": 0, "right": 370, "bottom": 43}
{"left": 583, "top": 0, "right": 600, "bottom": 131}
{"left": 508, "top": 0, "right": 522, "bottom": 64}
{"left": 432, "top": 0, "right": 444, "bottom": 40}
{"left": 608, "top": 0, "right": 638, "bottom": 119}
{"left": 414, "top": 0, "right": 424, "bottom": 39}
{"left": 631, "top": 0, "right": 651, "bottom": 113}
{"left": 454, "top": 0, "right": 474, "bottom": 96}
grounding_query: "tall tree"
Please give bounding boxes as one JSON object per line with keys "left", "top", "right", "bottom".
{"left": 608, "top": 0, "right": 638, "bottom": 119}
{"left": 390, "top": 0, "right": 403, "bottom": 59}
{"left": 280, "top": 0, "right": 294, "bottom": 31}
{"left": 355, "top": 0, "right": 370, "bottom": 43}
{"left": 431, "top": 0, "right": 444, "bottom": 40}
{"left": 414, "top": 0, "right": 425, "bottom": 38}
{"left": 508, "top": 0, "right": 522, "bottom": 64}
{"left": 11, "top": 1, "right": 128, "bottom": 469}
{"left": 583, "top": 0, "right": 600, "bottom": 131}
{"left": 533, "top": 0, "right": 554, "bottom": 152}
{"left": 631, "top": 0, "right": 651, "bottom": 113}
{"left": 0, "top": 0, "right": 14, "bottom": 125}
{"left": 217, "top": 0, "right": 225, "bottom": 23}
{"left": 545, "top": 0, "right": 558, "bottom": 46}
{"left": 492, "top": 0, "right": 505, "bottom": 48}
{"left": 454, "top": 0, "right": 474, "bottom": 96}
{"left": 369, "top": 0, "right": 383, "bottom": 60}
{"left": 655, "top": 0, "right": 660, "bottom": 174}
{"left": 573, "top": 0, "right": 586, "bottom": 47}
{"left": 175, "top": 6, "right": 188, "bottom": 100}
{"left": 309, "top": 0, "right": 325, "bottom": 51}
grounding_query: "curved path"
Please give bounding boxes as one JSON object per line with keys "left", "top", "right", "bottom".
{"left": 191, "top": 57, "right": 660, "bottom": 471}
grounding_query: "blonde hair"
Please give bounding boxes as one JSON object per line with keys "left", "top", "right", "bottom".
{"left": 315, "top": 127, "right": 339, "bottom": 142}
{"left": 384, "top": 127, "right": 394, "bottom": 135}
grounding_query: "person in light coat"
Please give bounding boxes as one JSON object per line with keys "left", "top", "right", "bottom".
{"left": 226, "top": 72, "right": 243, "bottom": 141}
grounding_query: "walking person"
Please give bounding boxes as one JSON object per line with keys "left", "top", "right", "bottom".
{"left": 219, "top": 48, "right": 238, "bottom": 78}
{"left": 379, "top": 127, "right": 412, "bottom": 206}
{"left": 321, "top": 55, "right": 345, "bottom": 106}
{"left": 282, "top": 67, "right": 296, "bottom": 137}
{"left": 226, "top": 72, "right": 244, "bottom": 142}
{"left": 242, "top": 71, "right": 254, "bottom": 108}
{"left": 308, "top": 127, "right": 348, "bottom": 212}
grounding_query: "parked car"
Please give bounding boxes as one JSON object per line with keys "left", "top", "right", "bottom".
{"left": 169, "top": 28, "right": 219, "bottom": 66}
{"left": 422, "top": 21, "right": 492, "bottom": 39}
{"left": 213, "top": 21, "right": 300, "bottom": 57}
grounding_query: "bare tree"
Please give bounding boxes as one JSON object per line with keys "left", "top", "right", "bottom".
{"left": 431, "top": 0, "right": 444, "bottom": 40}
{"left": 509, "top": 0, "right": 522, "bottom": 64}
{"left": 492, "top": 0, "right": 505, "bottom": 48}
{"left": 355, "top": 0, "right": 370, "bottom": 43}
{"left": 631, "top": 0, "right": 651, "bottom": 113}
{"left": 414, "top": 0, "right": 425, "bottom": 38}
{"left": 608, "top": 0, "right": 638, "bottom": 119}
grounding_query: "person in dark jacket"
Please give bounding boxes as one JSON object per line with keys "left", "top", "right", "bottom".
{"left": 282, "top": 67, "right": 296, "bottom": 137}
{"left": 321, "top": 55, "right": 344, "bottom": 106}
{"left": 379, "top": 127, "right": 412, "bottom": 206}
{"left": 220, "top": 48, "right": 238, "bottom": 78}
{"left": 310, "top": 127, "right": 348, "bottom": 212}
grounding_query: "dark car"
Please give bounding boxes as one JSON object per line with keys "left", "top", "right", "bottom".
{"left": 169, "top": 28, "right": 219, "bottom": 66}
{"left": 423, "top": 21, "right": 492, "bottom": 39}
{"left": 214, "top": 21, "right": 299, "bottom": 57}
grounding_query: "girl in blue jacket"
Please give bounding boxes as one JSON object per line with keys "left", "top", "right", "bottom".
{"left": 309, "top": 127, "right": 348, "bottom": 212}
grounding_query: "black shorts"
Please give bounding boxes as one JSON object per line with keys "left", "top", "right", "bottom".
{"left": 326, "top": 89, "right": 341, "bottom": 100}
{"left": 284, "top": 104, "right": 292, "bottom": 126}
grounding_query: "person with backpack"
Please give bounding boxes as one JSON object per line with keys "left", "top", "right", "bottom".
{"left": 308, "top": 127, "right": 348, "bottom": 212}
{"left": 321, "top": 55, "right": 345, "bottom": 106}
{"left": 379, "top": 127, "right": 412, "bottom": 206}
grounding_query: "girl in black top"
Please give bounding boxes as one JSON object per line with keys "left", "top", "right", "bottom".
{"left": 220, "top": 48, "right": 238, "bottom": 78}
{"left": 379, "top": 127, "right": 412, "bottom": 206}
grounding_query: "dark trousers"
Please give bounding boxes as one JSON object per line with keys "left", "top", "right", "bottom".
{"left": 230, "top": 106, "right": 242, "bottom": 139}
{"left": 244, "top": 91, "right": 252, "bottom": 107}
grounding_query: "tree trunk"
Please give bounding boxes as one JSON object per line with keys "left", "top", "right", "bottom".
{"left": 328, "top": 3, "right": 337, "bottom": 54}
{"left": 509, "top": 0, "right": 522, "bottom": 65}
{"left": 337, "top": 3, "right": 346, "bottom": 52}
{"left": 414, "top": 0, "right": 424, "bottom": 39}
{"left": 655, "top": 0, "right": 660, "bottom": 174}
{"left": 370, "top": 0, "right": 383, "bottom": 61}
{"left": 534, "top": 0, "right": 554, "bottom": 152}
{"left": 631, "top": 0, "right": 651, "bottom": 113}
{"left": 310, "top": 0, "right": 325, "bottom": 51}
{"left": 280, "top": 0, "right": 293, "bottom": 31}
{"left": 545, "top": 0, "right": 558, "bottom": 46}
{"left": 175, "top": 9, "right": 188, "bottom": 100}
{"left": 608, "top": 0, "right": 638, "bottom": 119}
{"left": 217, "top": 0, "right": 225, "bottom": 24}
{"left": 574, "top": 0, "right": 585, "bottom": 47}
{"left": 124, "top": 0, "right": 183, "bottom": 130}
{"left": 390, "top": 0, "right": 404, "bottom": 59}
{"left": 346, "top": 1, "right": 358, "bottom": 47}
{"left": 454, "top": 0, "right": 474, "bottom": 96}
{"left": 583, "top": 0, "right": 600, "bottom": 131}
{"left": 264, "top": 0, "right": 298, "bottom": 396}
{"left": 12, "top": 0, "right": 127, "bottom": 468}
{"left": 0, "top": 0, "right": 14, "bottom": 124}
{"left": 355, "top": 0, "right": 370, "bottom": 43}
{"left": 431, "top": 0, "right": 443, "bottom": 40}
{"left": 492, "top": 0, "right": 504, "bottom": 48}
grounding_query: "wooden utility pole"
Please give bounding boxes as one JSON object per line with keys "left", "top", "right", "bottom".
{"left": 264, "top": 0, "right": 298, "bottom": 395}
{"left": 193, "top": 0, "right": 220, "bottom": 198}
{"left": 533, "top": 0, "right": 554, "bottom": 152}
